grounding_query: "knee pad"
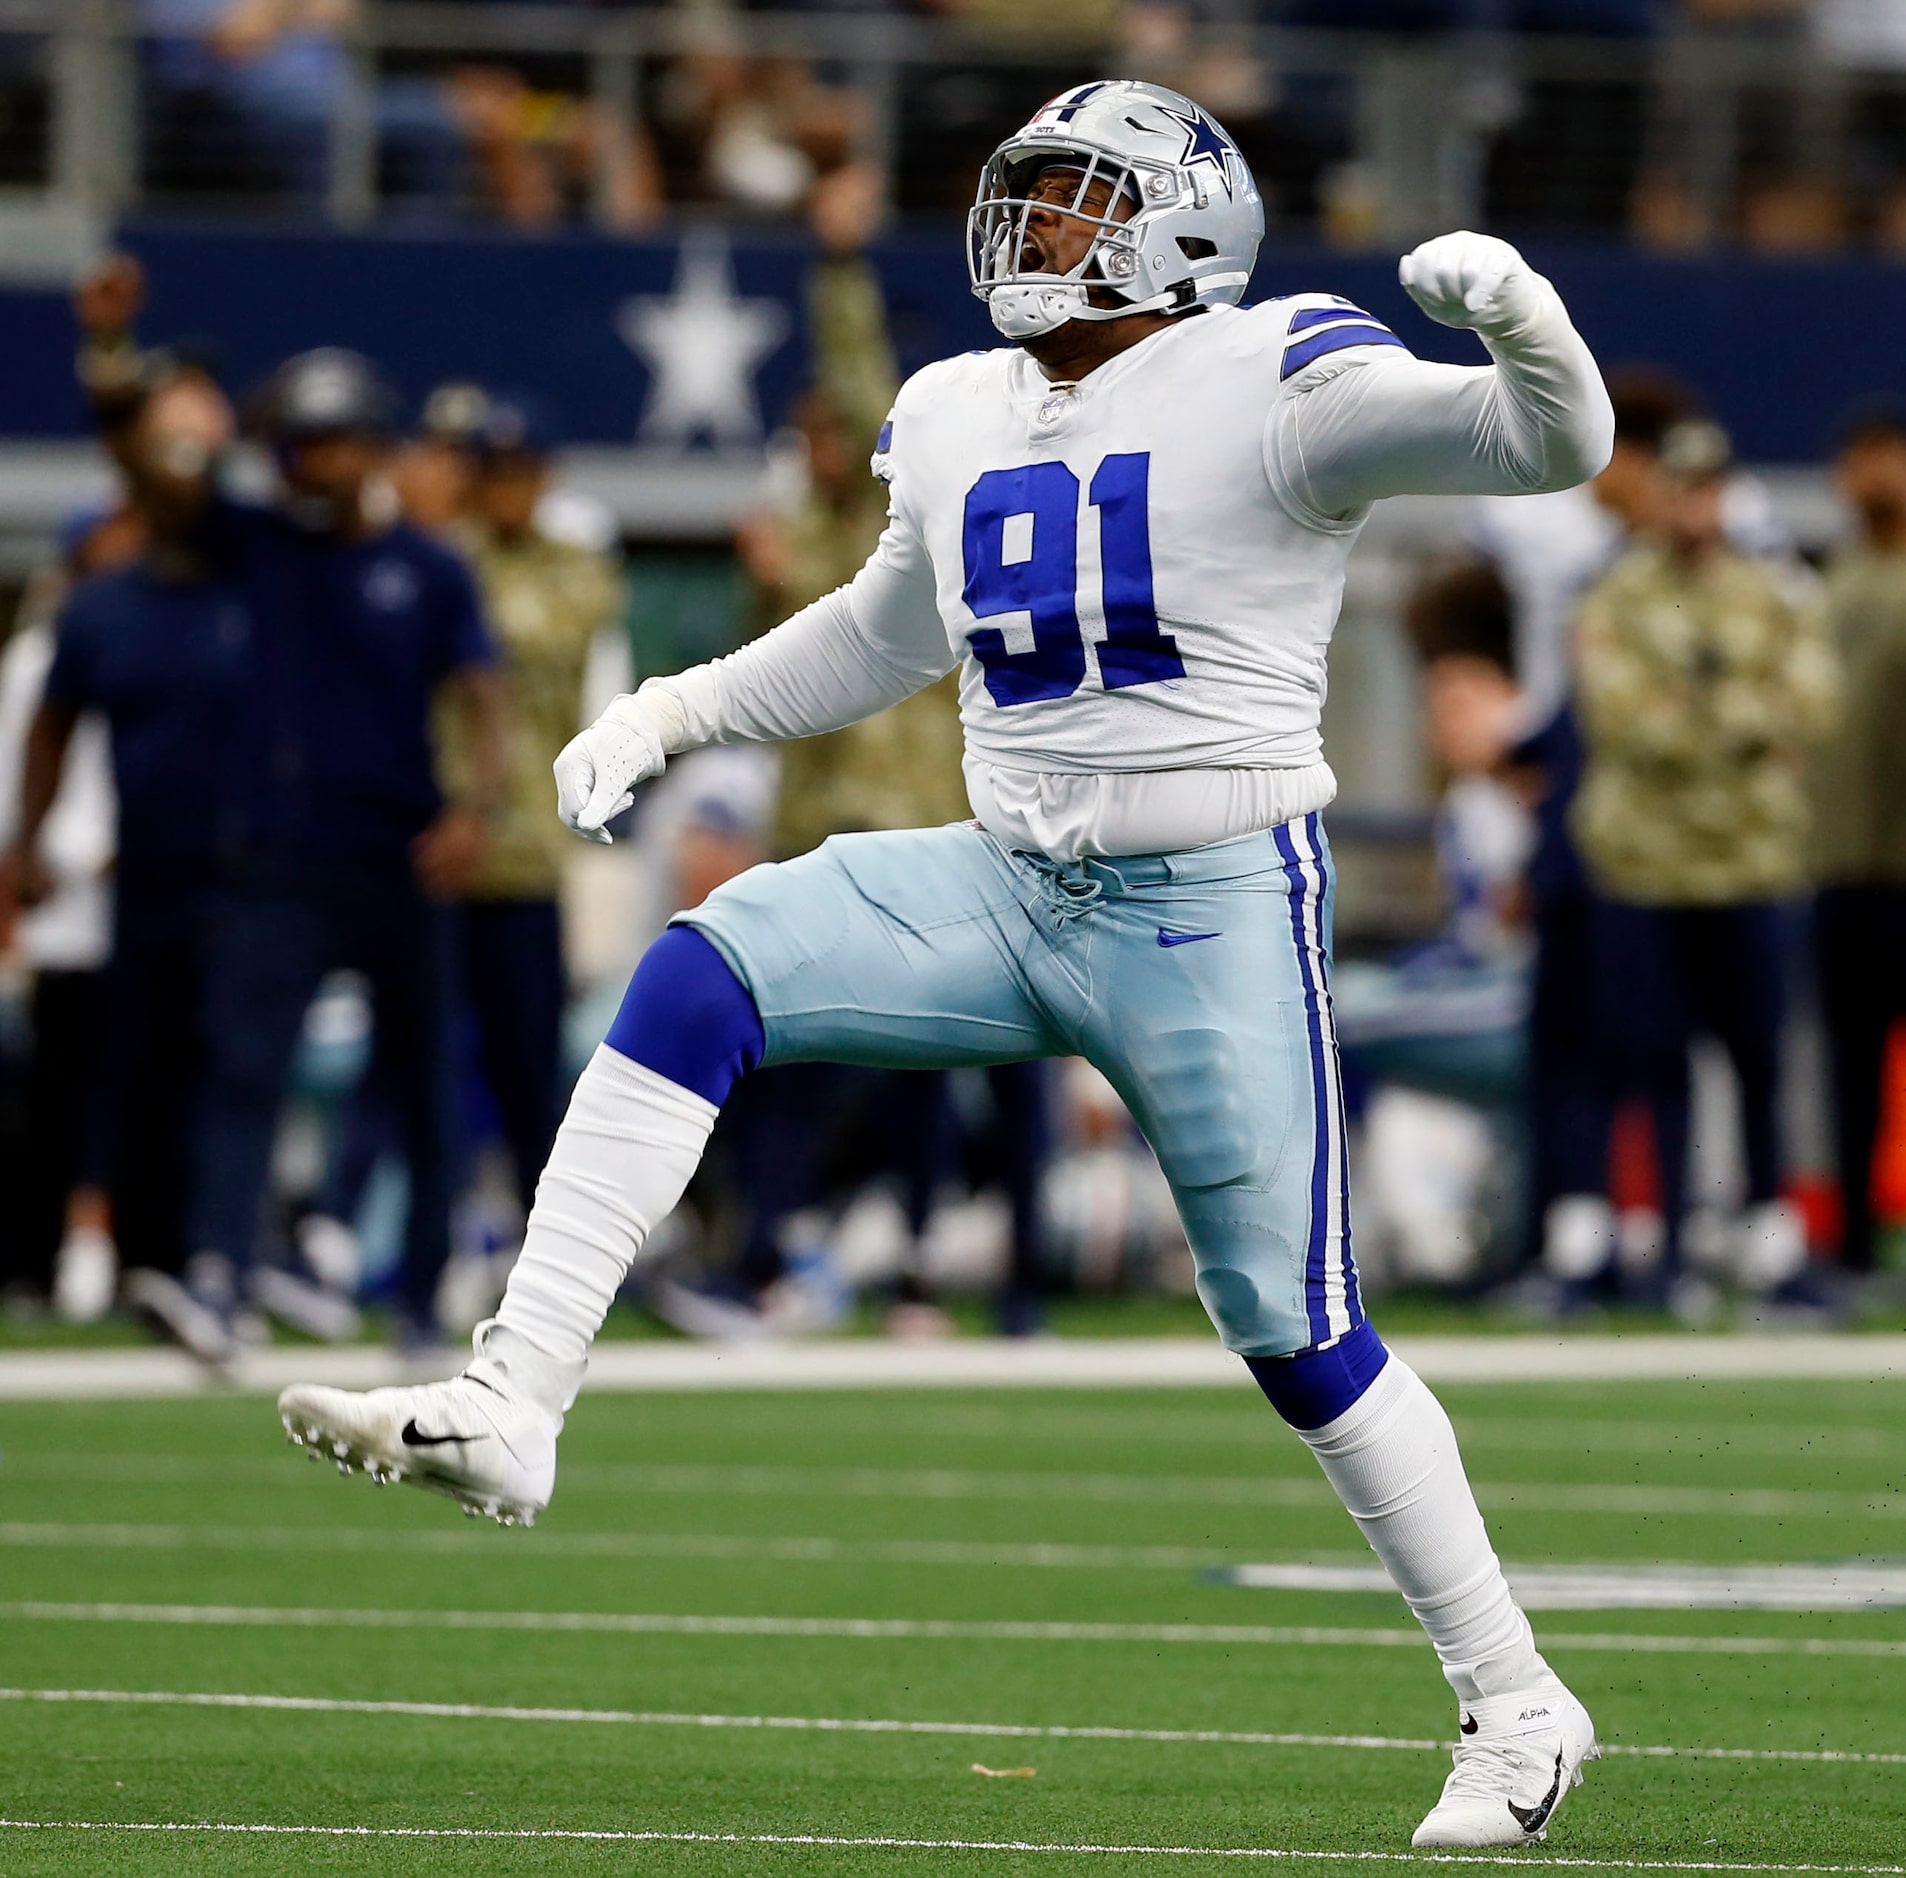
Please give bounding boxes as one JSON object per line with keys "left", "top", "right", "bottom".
{"left": 1245, "top": 1318, "right": 1389, "bottom": 1431}
{"left": 604, "top": 926, "right": 764, "bottom": 1107}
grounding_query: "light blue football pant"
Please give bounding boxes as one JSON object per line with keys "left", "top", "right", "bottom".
{"left": 679, "top": 814, "right": 1363, "bottom": 1359}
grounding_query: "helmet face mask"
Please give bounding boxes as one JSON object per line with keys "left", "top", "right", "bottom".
{"left": 968, "top": 81, "right": 1263, "bottom": 342}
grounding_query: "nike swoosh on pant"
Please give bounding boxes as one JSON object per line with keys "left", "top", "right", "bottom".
{"left": 1507, "top": 1748, "right": 1567, "bottom": 1834}
{"left": 1156, "top": 931, "right": 1222, "bottom": 948}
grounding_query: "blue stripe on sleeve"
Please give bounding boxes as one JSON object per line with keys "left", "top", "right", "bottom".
{"left": 1286, "top": 303, "right": 1379, "bottom": 333}
{"left": 1280, "top": 323, "right": 1408, "bottom": 381}
{"left": 875, "top": 420, "right": 893, "bottom": 453}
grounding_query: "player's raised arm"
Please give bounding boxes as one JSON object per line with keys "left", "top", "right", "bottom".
{"left": 553, "top": 509, "right": 952, "bottom": 843}
{"left": 1276, "top": 231, "right": 1613, "bottom": 517}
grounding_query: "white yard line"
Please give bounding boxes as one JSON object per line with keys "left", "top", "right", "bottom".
{"left": 889, "top": 1409, "right": 1903, "bottom": 1461}
{"left": 6, "top": 1600, "right": 1905, "bottom": 1658}
{"left": 2, "top": 1333, "right": 1904, "bottom": 1400}
{"left": 4, "top": 1685, "right": 1905, "bottom": 1769}
{"left": 4, "top": 1526, "right": 1900, "bottom": 1613}
{"left": 9, "top": 1452, "right": 1904, "bottom": 1519}
{"left": 0, "top": 1818, "right": 1897, "bottom": 1872}
{"left": 0, "top": 1521, "right": 1264, "bottom": 1573}
{"left": 538, "top": 1466, "right": 1906, "bottom": 1523}
{"left": 1216, "top": 1563, "right": 1906, "bottom": 1612}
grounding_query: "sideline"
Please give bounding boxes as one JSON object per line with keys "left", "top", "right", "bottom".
{"left": 0, "top": 1817, "right": 1899, "bottom": 1872}
{"left": 1, "top": 1333, "right": 1904, "bottom": 1400}
{"left": 5, "top": 1684, "right": 1906, "bottom": 1767}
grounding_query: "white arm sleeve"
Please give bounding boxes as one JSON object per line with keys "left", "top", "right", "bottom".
{"left": 645, "top": 508, "right": 955, "bottom": 752}
{"left": 1273, "top": 285, "right": 1613, "bottom": 518}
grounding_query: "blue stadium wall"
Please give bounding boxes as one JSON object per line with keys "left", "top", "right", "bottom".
{"left": 0, "top": 222, "right": 1891, "bottom": 462}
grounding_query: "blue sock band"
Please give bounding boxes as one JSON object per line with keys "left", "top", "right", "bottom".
{"left": 1245, "top": 1319, "right": 1390, "bottom": 1431}
{"left": 603, "top": 926, "right": 765, "bottom": 1108}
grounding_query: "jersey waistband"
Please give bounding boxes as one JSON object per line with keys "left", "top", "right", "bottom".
{"left": 963, "top": 757, "right": 1338, "bottom": 862}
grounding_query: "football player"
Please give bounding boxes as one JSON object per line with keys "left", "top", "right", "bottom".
{"left": 280, "top": 81, "right": 1613, "bottom": 1849}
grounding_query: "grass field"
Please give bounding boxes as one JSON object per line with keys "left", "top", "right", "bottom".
{"left": 1, "top": 1371, "right": 1904, "bottom": 1875}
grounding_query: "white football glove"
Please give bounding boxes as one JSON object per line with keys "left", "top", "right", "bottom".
{"left": 553, "top": 691, "right": 670, "bottom": 845}
{"left": 1398, "top": 231, "right": 1545, "bottom": 340}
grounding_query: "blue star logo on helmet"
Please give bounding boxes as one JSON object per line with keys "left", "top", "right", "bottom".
{"left": 1160, "top": 103, "right": 1236, "bottom": 197}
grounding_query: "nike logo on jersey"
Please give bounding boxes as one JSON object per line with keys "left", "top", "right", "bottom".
{"left": 400, "top": 1420, "right": 475, "bottom": 1448}
{"left": 1507, "top": 1748, "right": 1568, "bottom": 1836}
{"left": 1157, "top": 930, "right": 1222, "bottom": 948}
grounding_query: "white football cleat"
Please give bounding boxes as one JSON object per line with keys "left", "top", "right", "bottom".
{"left": 1412, "top": 1681, "right": 1599, "bottom": 1848}
{"left": 278, "top": 1360, "right": 558, "bottom": 1527}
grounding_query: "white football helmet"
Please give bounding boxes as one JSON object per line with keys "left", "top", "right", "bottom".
{"left": 968, "top": 79, "right": 1265, "bottom": 341}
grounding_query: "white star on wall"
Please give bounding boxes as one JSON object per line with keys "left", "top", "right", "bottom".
{"left": 617, "top": 234, "right": 790, "bottom": 448}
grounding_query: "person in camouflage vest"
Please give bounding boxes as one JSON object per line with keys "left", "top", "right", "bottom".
{"left": 1573, "top": 419, "right": 1839, "bottom": 1305}
{"left": 439, "top": 395, "right": 625, "bottom": 1217}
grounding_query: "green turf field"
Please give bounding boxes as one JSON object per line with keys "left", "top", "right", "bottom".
{"left": 1, "top": 1373, "right": 1903, "bottom": 1875}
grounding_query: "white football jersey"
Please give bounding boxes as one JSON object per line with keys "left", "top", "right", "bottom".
{"left": 874, "top": 297, "right": 1384, "bottom": 780}
{"left": 666, "top": 275, "right": 1607, "bottom": 858}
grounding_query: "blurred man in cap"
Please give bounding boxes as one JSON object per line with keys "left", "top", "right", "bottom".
{"left": 73, "top": 257, "right": 506, "bottom": 1352}
{"left": 1573, "top": 418, "right": 1838, "bottom": 1310}
{"left": 196, "top": 345, "right": 504, "bottom": 1348}
{"left": 392, "top": 381, "right": 490, "bottom": 537}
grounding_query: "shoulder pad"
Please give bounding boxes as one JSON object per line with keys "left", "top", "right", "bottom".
{"left": 1257, "top": 294, "right": 1412, "bottom": 384}
{"left": 869, "top": 349, "right": 1008, "bottom": 485}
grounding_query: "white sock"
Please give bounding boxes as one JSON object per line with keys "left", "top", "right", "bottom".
{"left": 1298, "top": 1355, "right": 1548, "bottom": 1704}
{"left": 491, "top": 1045, "right": 718, "bottom": 1368}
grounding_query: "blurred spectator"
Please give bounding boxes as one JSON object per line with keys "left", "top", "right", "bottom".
{"left": 142, "top": 0, "right": 466, "bottom": 211}
{"left": 140, "top": 0, "right": 660, "bottom": 227}
{"left": 443, "top": 65, "right": 663, "bottom": 233}
{"left": 191, "top": 346, "right": 503, "bottom": 1350}
{"left": 445, "top": 394, "right": 625, "bottom": 1215}
{"left": 658, "top": 47, "right": 864, "bottom": 213}
{"left": 1633, "top": 0, "right": 1845, "bottom": 253}
{"left": 305, "top": 390, "right": 624, "bottom": 1315}
{"left": 1814, "top": 0, "right": 1906, "bottom": 250}
{"left": 742, "top": 167, "right": 968, "bottom": 860}
{"left": 1408, "top": 564, "right": 1533, "bottom": 975}
{"left": 0, "top": 509, "right": 139, "bottom": 1324}
{"left": 76, "top": 259, "right": 506, "bottom": 1352}
{"left": 1573, "top": 418, "right": 1839, "bottom": 1306}
{"left": 7, "top": 342, "right": 255, "bottom": 1357}
{"left": 1474, "top": 373, "right": 1688, "bottom": 1300}
{"left": 1472, "top": 368, "right": 1692, "bottom": 729}
{"left": 1811, "top": 408, "right": 1906, "bottom": 1275}
{"left": 1336, "top": 560, "right": 1532, "bottom": 1287}
{"left": 391, "top": 381, "right": 489, "bottom": 536}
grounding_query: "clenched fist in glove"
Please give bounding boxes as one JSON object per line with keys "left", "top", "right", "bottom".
{"left": 1398, "top": 231, "right": 1549, "bottom": 340}
{"left": 554, "top": 686, "right": 686, "bottom": 844}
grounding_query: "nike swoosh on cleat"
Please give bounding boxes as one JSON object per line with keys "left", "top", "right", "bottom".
{"left": 1460, "top": 1714, "right": 1478, "bottom": 1736}
{"left": 1156, "top": 930, "right": 1222, "bottom": 948}
{"left": 1506, "top": 1748, "right": 1567, "bottom": 1835}
{"left": 400, "top": 1420, "right": 479, "bottom": 1449}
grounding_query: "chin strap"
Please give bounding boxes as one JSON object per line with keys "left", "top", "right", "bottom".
{"left": 986, "top": 277, "right": 1220, "bottom": 339}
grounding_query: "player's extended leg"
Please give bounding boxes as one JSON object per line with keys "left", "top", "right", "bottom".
{"left": 278, "top": 826, "right": 1059, "bottom": 1520}
{"left": 1066, "top": 817, "right": 1596, "bottom": 1849}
